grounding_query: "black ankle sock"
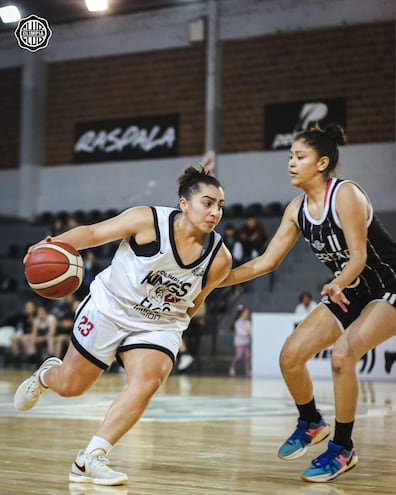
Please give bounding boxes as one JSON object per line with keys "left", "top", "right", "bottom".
{"left": 296, "top": 398, "right": 322, "bottom": 423}
{"left": 333, "top": 420, "right": 354, "bottom": 450}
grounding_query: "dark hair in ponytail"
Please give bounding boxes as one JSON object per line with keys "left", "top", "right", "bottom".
{"left": 177, "top": 165, "right": 224, "bottom": 199}
{"left": 294, "top": 123, "right": 346, "bottom": 175}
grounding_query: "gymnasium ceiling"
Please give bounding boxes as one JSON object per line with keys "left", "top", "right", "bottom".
{"left": 0, "top": 0, "right": 206, "bottom": 32}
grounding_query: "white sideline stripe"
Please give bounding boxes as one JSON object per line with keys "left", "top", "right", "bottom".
{"left": 29, "top": 243, "right": 84, "bottom": 289}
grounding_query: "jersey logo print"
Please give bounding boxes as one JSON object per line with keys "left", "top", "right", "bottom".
{"left": 141, "top": 270, "right": 191, "bottom": 297}
{"left": 192, "top": 267, "right": 205, "bottom": 277}
{"left": 164, "top": 294, "right": 183, "bottom": 303}
{"left": 327, "top": 234, "right": 342, "bottom": 251}
{"left": 311, "top": 240, "right": 325, "bottom": 251}
{"left": 150, "top": 285, "right": 167, "bottom": 303}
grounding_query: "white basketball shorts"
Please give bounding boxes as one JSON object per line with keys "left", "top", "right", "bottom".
{"left": 71, "top": 296, "right": 182, "bottom": 369}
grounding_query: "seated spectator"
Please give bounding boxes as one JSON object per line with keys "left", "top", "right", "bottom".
{"left": 49, "top": 217, "right": 66, "bottom": 237}
{"left": 0, "top": 262, "right": 19, "bottom": 292}
{"left": 0, "top": 324, "right": 15, "bottom": 368}
{"left": 30, "top": 305, "right": 58, "bottom": 363}
{"left": 293, "top": 290, "right": 317, "bottom": 328}
{"left": 10, "top": 300, "right": 37, "bottom": 367}
{"left": 237, "top": 216, "right": 269, "bottom": 293}
{"left": 177, "top": 302, "right": 206, "bottom": 373}
{"left": 222, "top": 223, "right": 243, "bottom": 267}
{"left": 177, "top": 341, "right": 194, "bottom": 372}
{"left": 67, "top": 213, "right": 82, "bottom": 230}
{"left": 76, "top": 250, "right": 102, "bottom": 300}
{"left": 51, "top": 294, "right": 80, "bottom": 358}
{"left": 238, "top": 215, "right": 269, "bottom": 261}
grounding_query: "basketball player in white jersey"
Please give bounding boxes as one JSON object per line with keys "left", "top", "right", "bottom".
{"left": 220, "top": 123, "right": 396, "bottom": 482}
{"left": 14, "top": 166, "right": 232, "bottom": 486}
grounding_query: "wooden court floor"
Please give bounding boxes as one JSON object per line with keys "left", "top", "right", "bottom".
{"left": 0, "top": 369, "right": 395, "bottom": 495}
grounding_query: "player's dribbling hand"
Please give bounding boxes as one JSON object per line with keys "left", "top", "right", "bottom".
{"left": 23, "top": 236, "right": 53, "bottom": 263}
{"left": 321, "top": 282, "right": 350, "bottom": 312}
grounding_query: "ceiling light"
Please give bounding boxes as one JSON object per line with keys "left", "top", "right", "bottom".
{"left": 0, "top": 5, "right": 21, "bottom": 23}
{"left": 85, "top": 0, "right": 109, "bottom": 12}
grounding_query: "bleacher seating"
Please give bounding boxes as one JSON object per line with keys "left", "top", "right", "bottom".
{"left": 2, "top": 209, "right": 394, "bottom": 311}
{"left": 223, "top": 203, "right": 245, "bottom": 218}
{"left": 0, "top": 209, "right": 394, "bottom": 374}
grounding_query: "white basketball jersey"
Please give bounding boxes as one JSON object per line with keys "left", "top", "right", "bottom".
{"left": 90, "top": 206, "right": 223, "bottom": 332}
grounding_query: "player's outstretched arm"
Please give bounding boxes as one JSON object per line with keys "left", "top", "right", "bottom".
{"left": 24, "top": 206, "right": 155, "bottom": 260}
{"left": 219, "top": 199, "right": 302, "bottom": 287}
{"left": 188, "top": 244, "right": 232, "bottom": 319}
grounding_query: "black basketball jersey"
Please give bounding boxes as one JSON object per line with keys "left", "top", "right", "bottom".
{"left": 297, "top": 177, "right": 396, "bottom": 299}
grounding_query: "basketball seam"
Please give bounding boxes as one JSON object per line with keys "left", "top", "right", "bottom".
{"left": 28, "top": 264, "right": 84, "bottom": 289}
{"left": 31, "top": 243, "right": 83, "bottom": 267}
{"left": 26, "top": 243, "right": 84, "bottom": 291}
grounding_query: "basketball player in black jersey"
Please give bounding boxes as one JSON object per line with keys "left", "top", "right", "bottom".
{"left": 220, "top": 123, "right": 396, "bottom": 482}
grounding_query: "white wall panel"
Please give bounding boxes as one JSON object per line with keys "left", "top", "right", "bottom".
{"left": 0, "top": 143, "right": 394, "bottom": 217}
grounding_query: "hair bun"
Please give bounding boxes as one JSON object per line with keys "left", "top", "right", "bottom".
{"left": 323, "top": 123, "right": 346, "bottom": 146}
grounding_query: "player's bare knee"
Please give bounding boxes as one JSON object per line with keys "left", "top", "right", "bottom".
{"left": 132, "top": 374, "right": 164, "bottom": 401}
{"left": 55, "top": 376, "right": 89, "bottom": 397}
{"left": 279, "top": 344, "right": 301, "bottom": 372}
{"left": 56, "top": 384, "right": 80, "bottom": 397}
{"left": 331, "top": 341, "right": 353, "bottom": 373}
{"left": 144, "top": 375, "right": 164, "bottom": 396}
{"left": 121, "top": 384, "right": 153, "bottom": 410}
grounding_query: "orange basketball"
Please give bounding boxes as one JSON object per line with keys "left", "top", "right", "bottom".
{"left": 25, "top": 241, "right": 85, "bottom": 300}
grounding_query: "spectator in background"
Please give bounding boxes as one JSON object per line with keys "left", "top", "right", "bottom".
{"left": 0, "top": 263, "right": 4, "bottom": 288}
{"left": 67, "top": 213, "right": 82, "bottom": 230}
{"left": 49, "top": 217, "right": 66, "bottom": 237}
{"left": 222, "top": 223, "right": 243, "bottom": 267}
{"left": 229, "top": 304, "right": 251, "bottom": 378}
{"left": 176, "top": 340, "right": 194, "bottom": 371}
{"left": 51, "top": 295, "right": 80, "bottom": 359}
{"left": 0, "top": 262, "right": 18, "bottom": 292}
{"left": 177, "top": 302, "right": 207, "bottom": 372}
{"left": 238, "top": 216, "right": 268, "bottom": 261}
{"left": 30, "top": 305, "right": 58, "bottom": 363}
{"left": 294, "top": 290, "right": 317, "bottom": 328}
{"left": 11, "top": 300, "right": 37, "bottom": 367}
{"left": 76, "top": 250, "right": 102, "bottom": 300}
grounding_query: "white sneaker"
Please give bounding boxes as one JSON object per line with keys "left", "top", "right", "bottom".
{"left": 69, "top": 451, "right": 128, "bottom": 486}
{"left": 177, "top": 354, "right": 194, "bottom": 371}
{"left": 14, "top": 356, "right": 62, "bottom": 411}
{"left": 68, "top": 482, "right": 129, "bottom": 494}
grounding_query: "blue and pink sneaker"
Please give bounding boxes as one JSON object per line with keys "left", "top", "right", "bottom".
{"left": 278, "top": 416, "right": 331, "bottom": 460}
{"left": 301, "top": 440, "right": 358, "bottom": 482}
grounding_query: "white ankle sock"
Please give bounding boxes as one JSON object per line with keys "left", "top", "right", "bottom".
{"left": 39, "top": 367, "right": 50, "bottom": 388}
{"left": 84, "top": 436, "right": 113, "bottom": 456}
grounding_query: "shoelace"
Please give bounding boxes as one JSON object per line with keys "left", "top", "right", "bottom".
{"left": 311, "top": 448, "right": 344, "bottom": 474}
{"left": 90, "top": 455, "right": 113, "bottom": 471}
{"left": 288, "top": 420, "right": 311, "bottom": 443}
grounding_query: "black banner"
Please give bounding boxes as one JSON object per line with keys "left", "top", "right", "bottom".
{"left": 74, "top": 114, "right": 179, "bottom": 163}
{"left": 264, "top": 98, "right": 346, "bottom": 150}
